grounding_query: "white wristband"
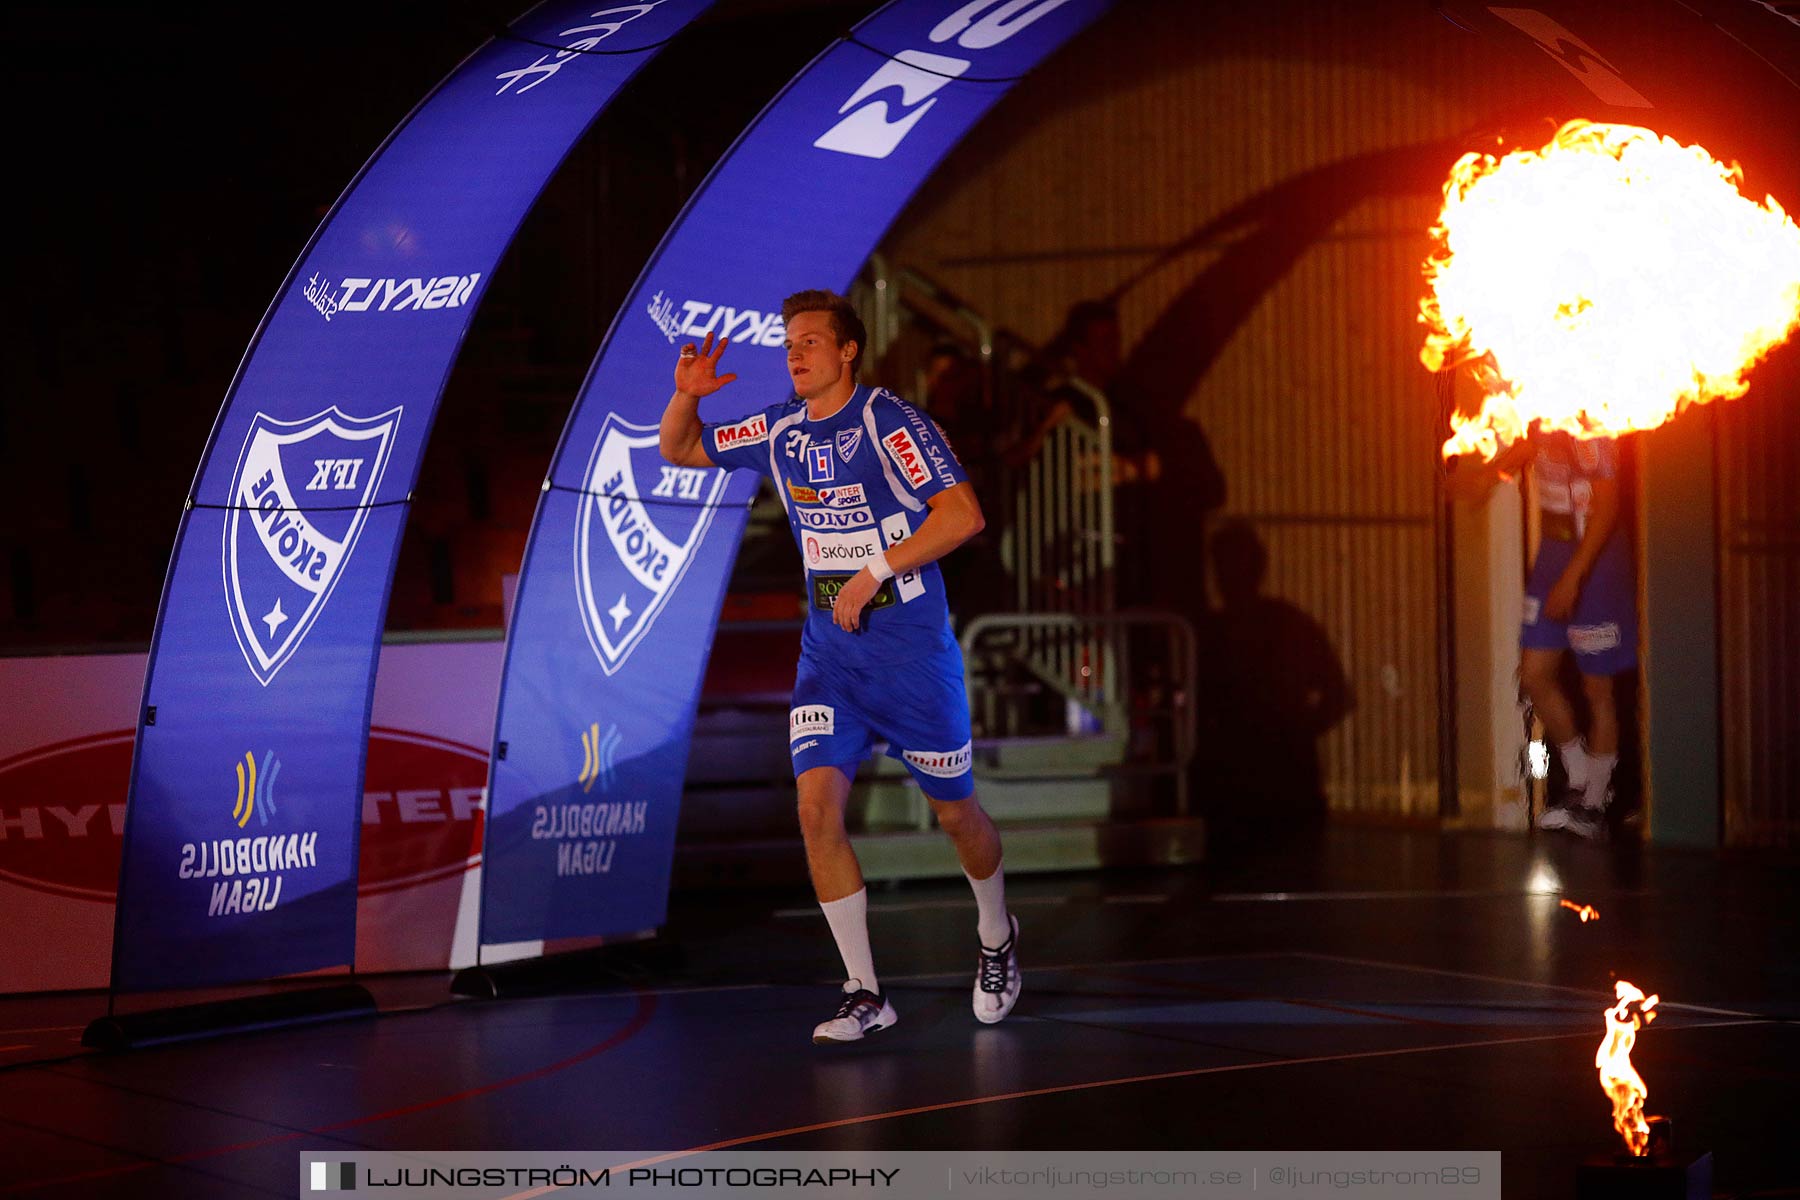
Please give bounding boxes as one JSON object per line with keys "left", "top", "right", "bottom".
{"left": 867, "top": 551, "right": 895, "bottom": 582}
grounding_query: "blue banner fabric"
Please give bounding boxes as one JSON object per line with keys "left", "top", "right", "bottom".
{"left": 483, "top": 0, "right": 1110, "bottom": 944}
{"left": 113, "top": 1, "right": 715, "bottom": 992}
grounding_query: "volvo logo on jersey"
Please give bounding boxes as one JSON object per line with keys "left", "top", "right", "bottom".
{"left": 576, "top": 415, "right": 729, "bottom": 675}
{"left": 223, "top": 406, "right": 401, "bottom": 686}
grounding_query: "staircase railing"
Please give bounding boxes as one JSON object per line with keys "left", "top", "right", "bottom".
{"left": 861, "top": 258, "right": 1123, "bottom": 731}
{"left": 960, "top": 612, "right": 1198, "bottom": 815}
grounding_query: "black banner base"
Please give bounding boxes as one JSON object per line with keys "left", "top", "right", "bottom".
{"left": 82, "top": 983, "right": 376, "bottom": 1051}
{"left": 1575, "top": 1150, "right": 1713, "bottom": 1199}
{"left": 452, "top": 938, "right": 682, "bottom": 1000}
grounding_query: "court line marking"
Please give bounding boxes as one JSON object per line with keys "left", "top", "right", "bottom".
{"left": 878, "top": 950, "right": 1293, "bottom": 985}
{"left": 0, "top": 993, "right": 659, "bottom": 1197}
{"left": 1211, "top": 888, "right": 1653, "bottom": 903}
{"left": 1286, "top": 951, "right": 1773, "bottom": 1020}
{"left": 499, "top": 1017, "right": 1772, "bottom": 1199}
{"left": 774, "top": 895, "right": 1082, "bottom": 919}
{"left": 1071, "top": 967, "right": 1465, "bottom": 1031}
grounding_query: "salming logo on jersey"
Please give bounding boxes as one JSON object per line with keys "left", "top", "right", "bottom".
{"left": 898, "top": 402, "right": 960, "bottom": 488}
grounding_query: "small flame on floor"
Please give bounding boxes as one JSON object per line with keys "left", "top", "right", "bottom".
{"left": 1559, "top": 899, "right": 1599, "bottom": 923}
{"left": 1598, "top": 980, "right": 1660, "bottom": 1156}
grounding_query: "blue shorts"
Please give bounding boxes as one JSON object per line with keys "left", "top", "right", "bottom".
{"left": 1521, "top": 535, "right": 1637, "bottom": 676}
{"left": 788, "top": 645, "right": 975, "bottom": 801}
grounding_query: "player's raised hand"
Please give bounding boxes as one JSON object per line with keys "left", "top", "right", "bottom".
{"left": 674, "top": 331, "right": 738, "bottom": 397}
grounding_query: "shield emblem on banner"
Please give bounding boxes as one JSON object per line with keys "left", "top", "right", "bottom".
{"left": 576, "top": 415, "right": 729, "bottom": 676}
{"left": 223, "top": 406, "right": 402, "bottom": 686}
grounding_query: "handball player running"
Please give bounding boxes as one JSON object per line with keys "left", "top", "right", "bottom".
{"left": 659, "top": 290, "right": 1020, "bottom": 1042}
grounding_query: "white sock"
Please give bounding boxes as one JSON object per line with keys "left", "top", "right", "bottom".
{"left": 820, "top": 888, "right": 878, "bottom": 995}
{"left": 1586, "top": 752, "right": 1618, "bottom": 807}
{"left": 1558, "top": 738, "right": 1591, "bottom": 793}
{"left": 964, "top": 862, "right": 1012, "bottom": 949}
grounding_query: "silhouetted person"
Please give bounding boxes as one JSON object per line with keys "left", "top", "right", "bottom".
{"left": 923, "top": 342, "right": 1008, "bottom": 618}
{"left": 1019, "top": 301, "right": 1225, "bottom": 610}
{"left": 1197, "top": 520, "right": 1351, "bottom": 860}
{"left": 923, "top": 343, "right": 997, "bottom": 493}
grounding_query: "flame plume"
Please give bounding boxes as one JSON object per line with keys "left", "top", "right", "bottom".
{"left": 1597, "top": 980, "right": 1660, "bottom": 1156}
{"left": 1421, "top": 120, "right": 1800, "bottom": 460}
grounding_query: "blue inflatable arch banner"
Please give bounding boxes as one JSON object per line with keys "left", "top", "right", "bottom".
{"left": 112, "top": 0, "right": 720, "bottom": 993}
{"left": 481, "top": 0, "right": 1112, "bottom": 945}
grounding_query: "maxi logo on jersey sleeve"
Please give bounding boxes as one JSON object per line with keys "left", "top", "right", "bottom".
{"left": 899, "top": 402, "right": 960, "bottom": 489}
{"left": 223, "top": 406, "right": 402, "bottom": 686}
{"left": 576, "top": 415, "right": 729, "bottom": 676}
{"left": 881, "top": 427, "right": 931, "bottom": 489}
{"left": 714, "top": 412, "right": 769, "bottom": 452}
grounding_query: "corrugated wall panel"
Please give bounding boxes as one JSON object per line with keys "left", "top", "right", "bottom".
{"left": 883, "top": 0, "right": 1550, "bottom": 817}
{"left": 1718, "top": 356, "right": 1800, "bottom": 849}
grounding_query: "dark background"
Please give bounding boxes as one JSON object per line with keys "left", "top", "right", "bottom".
{"left": 3, "top": 0, "right": 873, "bottom": 646}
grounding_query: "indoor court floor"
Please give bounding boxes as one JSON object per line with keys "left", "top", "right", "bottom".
{"left": 1, "top": 827, "right": 1795, "bottom": 1198}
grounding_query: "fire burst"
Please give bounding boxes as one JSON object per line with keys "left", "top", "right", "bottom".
{"left": 1420, "top": 119, "right": 1800, "bottom": 460}
{"left": 1598, "top": 980, "right": 1660, "bottom": 1156}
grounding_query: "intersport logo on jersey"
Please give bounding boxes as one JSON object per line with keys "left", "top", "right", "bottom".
{"left": 815, "top": 0, "right": 1079, "bottom": 159}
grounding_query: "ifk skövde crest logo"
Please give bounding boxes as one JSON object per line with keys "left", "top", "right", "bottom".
{"left": 575, "top": 414, "right": 728, "bottom": 675}
{"left": 222, "top": 406, "right": 402, "bottom": 686}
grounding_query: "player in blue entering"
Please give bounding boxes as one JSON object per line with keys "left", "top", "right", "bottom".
{"left": 1456, "top": 427, "right": 1636, "bottom": 839}
{"left": 658, "top": 290, "right": 1020, "bottom": 1044}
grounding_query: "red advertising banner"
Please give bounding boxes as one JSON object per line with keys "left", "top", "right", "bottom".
{"left": 0, "top": 641, "right": 507, "bottom": 993}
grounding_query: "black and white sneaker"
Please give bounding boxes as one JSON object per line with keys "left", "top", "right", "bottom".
{"left": 972, "top": 915, "right": 1021, "bottom": 1025}
{"left": 812, "top": 979, "right": 896, "bottom": 1044}
{"left": 1540, "top": 796, "right": 1608, "bottom": 840}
